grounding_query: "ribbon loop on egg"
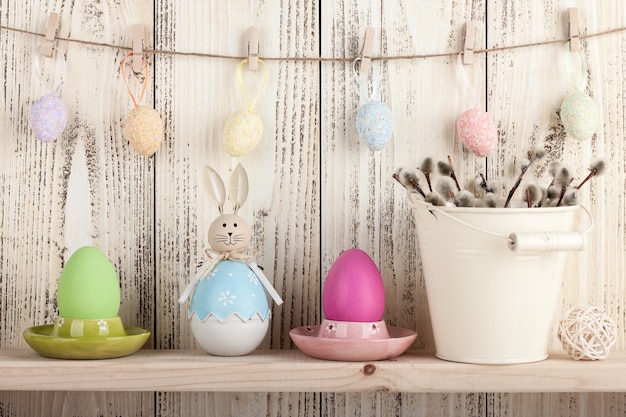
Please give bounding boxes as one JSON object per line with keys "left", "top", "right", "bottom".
{"left": 236, "top": 58, "right": 268, "bottom": 112}
{"left": 352, "top": 57, "right": 379, "bottom": 103}
{"left": 456, "top": 52, "right": 480, "bottom": 110}
{"left": 120, "top": 53, "right": 149, "bottom": 108}
{"left": 33, "top": 44, "right": 67, "bottom": 96}
{"left": 564, "top": 42, "right": 588, "bottom": 93}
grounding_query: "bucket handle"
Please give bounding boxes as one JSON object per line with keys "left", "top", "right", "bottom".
{"left": 423, "top": 203, "right": 594, "bottom": 252}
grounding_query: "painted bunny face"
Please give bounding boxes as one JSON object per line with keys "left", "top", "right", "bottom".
{"left": 208, "top": 213, "right": 252, "bottom": 253}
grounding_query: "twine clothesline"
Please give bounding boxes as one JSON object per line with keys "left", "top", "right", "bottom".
{"left": 1, "top": 23, "right": 626, "bottom": 63}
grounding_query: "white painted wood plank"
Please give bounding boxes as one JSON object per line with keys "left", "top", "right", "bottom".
{"left": 486, "top": 0, "right": 626, "bottom": 415}
{"left": 153, "top": 0, "right": 320, "bottom": 415}
{"left": 0, "top": 0, "right": 154, "bottom": 415}
{"left": 321, "top": 0, "right": 486, "bottom": 415}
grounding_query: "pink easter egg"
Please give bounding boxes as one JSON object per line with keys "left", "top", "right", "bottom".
{"left": 457, "top": 108, "right": 498, "bottom": 157}
{"left": 322, "top": 248, "right": 385, "bottom": 322}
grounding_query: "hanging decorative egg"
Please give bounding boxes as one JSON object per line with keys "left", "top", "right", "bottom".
{"left": 456, "top": 107, "right": 498, "bottom": 157}
{"left": 356, "top": 101, "right": 393, "bottom": 151}
{"left": 123, "top": 105, "right": 164, "bottom": 157}
{"left": 29, "top": 94, "right": 68, "bottom": 142}
{"left": 560, "top": 92, "right": 598, "bottom": 141}
{"left": 223, "top": 109, "right": 263, "bottom": 157}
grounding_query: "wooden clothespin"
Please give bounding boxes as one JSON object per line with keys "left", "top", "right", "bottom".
{"left": 462, "top": 21, "right": 476, "bottom": 65}
{"left": 568, "top": 8, "right": 580, "bottom": 52}
{"left": 40, "top": 12, "right": 60, "bottom": 57}
{"left": 359, "top": 27, "right": 375, "bottom": 74}
{"left": 132, "top": 24, "right": 145, "bottom": 73}
{"left": 247, "top": 26, "right": 260, "bottom": 71}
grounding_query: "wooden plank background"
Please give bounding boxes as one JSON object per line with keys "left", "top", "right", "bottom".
{"left": 0, "top": 0, "right": 624, "bottom": 416}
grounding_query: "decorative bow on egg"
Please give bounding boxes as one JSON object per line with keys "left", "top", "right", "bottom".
{"left": 29, "top": 44, "right": 68, "bottom": 143}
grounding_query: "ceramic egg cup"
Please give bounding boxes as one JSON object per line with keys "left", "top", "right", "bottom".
{"left": 290, "top": 318, "right": 416, "bottom": 362}
{"left": 23, "top": 316, "right": 150, "bottom": 360}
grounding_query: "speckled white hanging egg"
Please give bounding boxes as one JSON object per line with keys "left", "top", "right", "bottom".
{"left": 560, "top": 92, "right": 598, "bottom": 141}
{"left": 356, "top": 101, "right": 393, "bottom": 151}
{"left": 223, "top": 109, "right": 263, "bottom": 157}
{"left": 457, "top": 108, "right": 498, "bottom": 157}
{"left": 124, "top": 105, "right": 163, "bottom": 157}
{"left": 29, "top": 94, "right": 68, "bottom": 142}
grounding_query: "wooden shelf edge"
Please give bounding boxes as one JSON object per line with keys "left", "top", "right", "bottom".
{"left": 1, "top": 349, "right": 625, "bottom": 393}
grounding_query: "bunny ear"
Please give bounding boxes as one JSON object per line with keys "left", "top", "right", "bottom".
{"left": 229, "top": 163, "right": 249, "bottom": 214}
{"left": 203, "top": 166, "right": 226, "bottom": 213}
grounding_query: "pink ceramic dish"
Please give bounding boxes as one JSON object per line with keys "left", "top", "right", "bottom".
{"left": 289, "top": 324, "right": 417, "bottom": 361}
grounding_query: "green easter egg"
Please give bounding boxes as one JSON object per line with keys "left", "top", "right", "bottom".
{"left": 57, "top": 246, "right": 121, "bottom": 319}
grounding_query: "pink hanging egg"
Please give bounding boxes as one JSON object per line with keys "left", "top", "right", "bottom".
{"left": 322, "top": 248, "right": 385, "bottom": 322}
{"left": 223, "top": 109, "right": 263, "bottom": 157}
{"left": 29, "top": 94, "right": 68, "bottom": 142}
{"left": 124, "top": 105, "right": 164, "bottom": 157}
{"left": 456, "top": 108, "right": 498, "bottom": 157}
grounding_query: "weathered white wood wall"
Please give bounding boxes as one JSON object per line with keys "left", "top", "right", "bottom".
{"left": 0, "top": 0, "right": 625, "bottom": 416}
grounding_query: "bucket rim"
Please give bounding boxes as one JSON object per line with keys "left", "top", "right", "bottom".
{"left": 409, "top": 193, "right": 580, "bottom": 214}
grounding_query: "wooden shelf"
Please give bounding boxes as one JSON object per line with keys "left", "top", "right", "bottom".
{"left": 1, "top": 349, "right": 625, "bottom": 393}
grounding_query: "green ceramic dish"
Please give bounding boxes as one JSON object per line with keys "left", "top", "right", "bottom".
{"left": 23, "top": 324, "right": 150, "bottom": 360}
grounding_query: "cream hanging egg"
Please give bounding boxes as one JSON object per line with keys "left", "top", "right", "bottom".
{"left": 223, "top": 58, "right": 268, "bottom": 158}
{"left": 223, "top": 109, "right": 263, "bottom": 157}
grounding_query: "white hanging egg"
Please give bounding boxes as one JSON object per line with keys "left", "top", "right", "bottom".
{"left": 356, "top": 101, "right": 393, "bottom": 151}
{"left": 456, "top": 108, "right": 498, "bottom": 157}
{"left": 29, "top": 94, "right": 68, "bottom": 142}
{"left": 124, "top": 105, "right": 164, "bottom": 157}
{"left": 560, "top": 92, "right": 598, "bottom": 141}
{"left": 223, "top": 109, "right": 263, "bottom": 157}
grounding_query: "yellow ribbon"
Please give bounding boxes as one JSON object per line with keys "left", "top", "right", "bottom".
{"left": 237, "top": 58, "right": 268, "bottom": 112}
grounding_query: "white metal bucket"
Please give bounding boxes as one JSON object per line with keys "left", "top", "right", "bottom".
{"left": 411, "top": 195, "right": 591, "bottom": 364}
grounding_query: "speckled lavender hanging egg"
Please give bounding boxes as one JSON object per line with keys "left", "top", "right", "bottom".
{"left": 124, "top": 105, "right": 164, "bottom": 157}
{"left": 560, "top": 92, "right": 598, "bottom": 141}
{"left": 223, "top": 109, "right": 263, "bottom": 157}
{"left": 29, "top": 94, "right": 68, "bottom": 142}
{"left": 456, "top": 107, "right": 498, "bottom": 157}
{"left": 356, "top": 101, "right": 393, "bottom": 151}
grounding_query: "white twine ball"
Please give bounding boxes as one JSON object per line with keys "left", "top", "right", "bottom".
{"left": 557, "top": 306, "right": 617, "bottom": 360}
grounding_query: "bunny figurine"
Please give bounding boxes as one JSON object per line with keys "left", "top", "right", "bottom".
{"left": 179, "top": 163, "right": 283, "bottom": 356}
